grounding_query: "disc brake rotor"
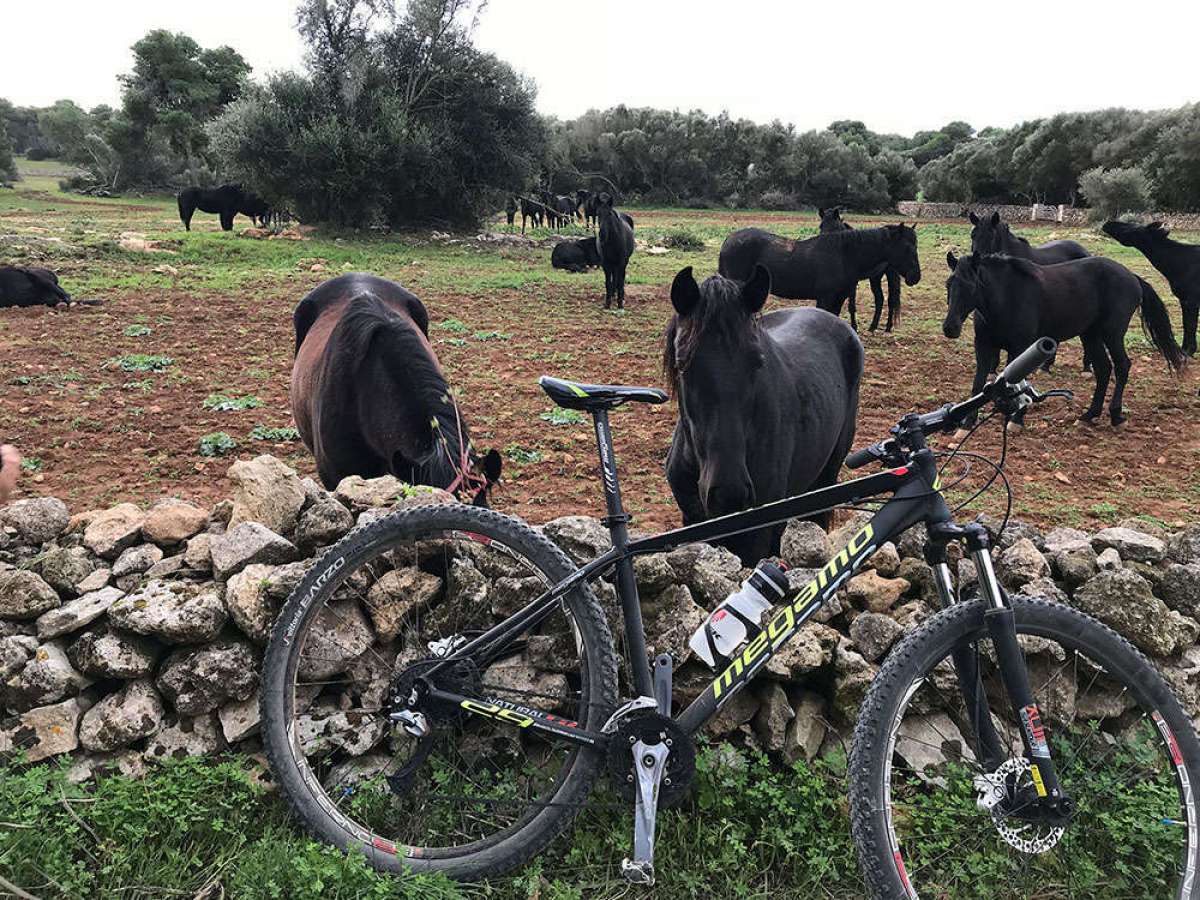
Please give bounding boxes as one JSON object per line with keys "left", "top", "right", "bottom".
{"left": 979, "top": 757, "right": 1065, "bottom": 854}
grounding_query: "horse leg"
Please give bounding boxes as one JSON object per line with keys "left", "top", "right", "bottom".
{"left": 603, "top": 266, "right": 613, "bottom": 309}
{"left": 1078, "top": 332, "right": 1111, "bottom": 423}
{"left": 885, "top": 270, "right": 901, "bottom": 332}
{"left": 847, "top": 285, "right": 858, "bottom": 332}
{"left": 219, "top": 210, "right": 234, "bottom": 231}
{"left": 617, "top": 263, "right": 627, "bottom": 310}
{"left": 1182, "top": 301, "right": 1198, "bottom": 357}
{"left": 1103, "top": 331, "right": 1132, "bottom": 426}
{"left": 868, "top": 275, "right": 884, "bottom": 331}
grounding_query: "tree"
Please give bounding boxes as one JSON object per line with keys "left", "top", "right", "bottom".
{"left": 1078, "top": 166, "right": 1152, "bottom": 221}
{"left": 0, "top": 119, "right": 17, "bottom": 184}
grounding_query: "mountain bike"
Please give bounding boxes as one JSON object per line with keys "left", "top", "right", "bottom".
{"left": 262, "top": 337, "right": 1200, "bottom": 897}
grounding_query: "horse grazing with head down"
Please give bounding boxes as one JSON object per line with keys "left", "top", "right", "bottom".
{"left": 943, "top": 252, "right": 1185, "bottom": 427}
{"left": 818, "top": 206, "right": 902, "bottom": 332}
{"left": 290, "top": 273, "right": 502, "bottom": 501}
{"left": 178, "top": 184, "right": 269, "bottom": 231}
{"left": 718, "top": 224, "right": 920, "bottom": 331}
{"left": 969, "top": 211, "right": 1089, "bottom": 263}
{"left": 1103, "top": 220, "right": 1200, "bottom": 357}
{"left": 664, "top": 265, "right": 863, "bottom": 564}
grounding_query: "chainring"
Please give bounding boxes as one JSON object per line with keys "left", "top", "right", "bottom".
{"left": 606, "top": 712, "right": 696, "bottom": 808}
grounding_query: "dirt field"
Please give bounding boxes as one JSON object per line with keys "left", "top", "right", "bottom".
{"left": 2, "top": 166, "right": 1198, "bottom": 534}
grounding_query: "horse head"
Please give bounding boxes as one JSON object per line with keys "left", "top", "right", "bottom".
{"left": 968, "top": 210, "right": 1005, "bottom": 255}
{"left": 818, "top": 206, "right": 850, "bottom": 233}
{"left": 884, "top": 223, "right": 921, "bottom": 285}
{"left": 1102, "top": 219, "right": 1171, "bottom": 249}
{"left": 942, "top": 251, "right": 992, "bottom": 339}
{"left": 664, "top": 264, "right": 771, "bottom": 517}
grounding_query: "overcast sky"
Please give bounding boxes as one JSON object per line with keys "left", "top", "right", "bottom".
{"left": 3, "top": 0, "right": 1197, "bottom": 135}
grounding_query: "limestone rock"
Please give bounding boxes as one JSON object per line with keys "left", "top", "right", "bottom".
{"left": 296, "top": 709, "right": 386, "bottom": 757}
{"left": 764, "top": 622, "right": 838, "bottom": 679}
{"left": 78, "top": 679, "right": 164, "bottom": 751}
{"left": 264, "top": 560, "right": 312, "bottom": 600}
{"left": 145, "top": 714, "right": 225, "bottom": 761}
{"left": 224, "top": 563, "right": 278, "bottom": 643}
{"left": 209, "top": 522, "right": 297, "bottom": 580}
{"left": 843, "top": 570, "right": 910, "bottom": 613}
{"left": 544, "top": 515, "right": 612, "bottom": 565}
{"left": 1, "top": 497, "right": 70, "bottom": 545}
{"left": 783, "top": 692, "right": 827, "bottom": 763}
{"left": 667, "top": 542, "right": 743, "bottom": 606}
{"left": 751, "top": 682, "right": 794, "bottom": 752}
{"left": 1052, "top": 545, "right": 1098, "bottom": 590}
{"left": 0, "top": 635, "right": 36, "bottom": 680}
{"left": 295, "top": 498, "right": 354, "bottom": 550}
{"left": 867, "top": 542, "right": 902, "bottom": 578}
{"left": 366, "top": 568, "right": 443, "bottom": 641}
{"left": 334, "top": 474, "right": 408, "bottom": 510}
{"left": 145, "top": 554, "right": 185, "bottom": 579}
{"left": 1160, "top": 564, "right": 1200, "bottom": 617}
{"left": 227, "top": 455, "right": 306, "bottom": 536}
{"left": 3, "top": 640, "right": 85, "bottom": 711}
{"left": 183, "top": 533, "right": 213, "bottom": 572}
{"left": 481, "top": 655, "right": 568, "bottom": 712}
{"left": 0, "top": 567, "right": 61, "bottom": 619}
{"left": 36, "top": 586, "right": 123, "bottom": 639}
{"left": 67, "top": 628, "right": 159, "bottom": 679}
{"left": 1043, "top": 526, "right": 1091, "bottom": 554}
{"left": 849, "top": 612, "right": 904, "bottom": 662}
{"left": 895, "top": 712, "right": 974, "bottom": 778}
{"left": 1073, "top": 569, "right": 1181, "bottom": 657}
{"left": 642, "top": 583, "right": 708, "bottom": 664}
{"left": 780, "top": 521, "right": 830, "bottom": 568}
{"left": 1167, "top": 526, "right": 1200, "bottom": 565}
{"left": 218, "top": 695, "right": 261, "bottom": 743}
{"left": 1096, "top": 547, "right": 1122, "bottom": 570}
{"left": 297, "top": 600, "right": 374, "bottom": 680}
{"left": 6, "top": 697, "right": 82, "bottom": 762}
{"left": 34, "top": 545, "right": 99, "bottom": 596}
{"left": 108, "top": 580, "right": 226, "bottom": 644}
{"left": 111, "top": 543, "right": 163, "bottom": 579}
{"left": 156, "top": 639, "right": 258, "bottom": 715}
{"left": 142, "top": 499, "right": 208, "bottom": 546}
{"left": 83, "top": 504, "right": 146, "bottom": 559}
{"left": 1092, "top": 527, "right": 1166, "bottom": 563}
{"left": 76, "top": 568, "right": 111, "bottom": 593}
{"left": 633, "top": 553, "right": 676, "bottom": 595}
{"left": 995, "top": 538, "right": 1049, "bottom": 588}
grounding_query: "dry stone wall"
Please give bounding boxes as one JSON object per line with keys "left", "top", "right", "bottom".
{"left": 2, "top": 454, "right": 1200, "bottom": 777}
{"left": 896, "top": 201, "right": 1200, "bottom": 231}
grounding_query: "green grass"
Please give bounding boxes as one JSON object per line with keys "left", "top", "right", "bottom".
{"left": 540, "top": 408, "right": 585, "bottom": 426}
{"left": 123, "top": 323, "right": 153, "bottom": 337}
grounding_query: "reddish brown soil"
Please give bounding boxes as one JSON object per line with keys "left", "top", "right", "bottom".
{"left": 1, "top": 230, "right": 1198, "bottom": 535}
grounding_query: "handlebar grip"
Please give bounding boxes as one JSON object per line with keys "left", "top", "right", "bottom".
{"left": 998, "top": 337, "right": 1057, "bottom": 385}
{"left": 845, "top": 446, "right": 878, "bottom": 470}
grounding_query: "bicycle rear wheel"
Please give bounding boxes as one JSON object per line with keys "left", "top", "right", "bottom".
{"left": 261, "top": 504, "right": 618, "bottom": 880}
{"left": 851, "top": 596, "right": 1200, "bottom": 899}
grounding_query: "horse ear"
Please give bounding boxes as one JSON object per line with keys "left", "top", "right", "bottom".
{"left": 671, "top": 267, "right": 701, "bottom": 316}
{"left": 743, "top": 264, "right": 771, "bottom": 313}
{"left": 818, "top": 207, "right": 826, "bottom": 218}
{"left": 990, "top": 211, "right": 1000, "bottom": 226}
{"left": 967, "top": 211, "right": 978, "bottom": 224}
{"left": 946, "top": 251, "right": 958, "bottom": 271}
{"left": 481, "top": 448, "right": 502, "bottom": 484}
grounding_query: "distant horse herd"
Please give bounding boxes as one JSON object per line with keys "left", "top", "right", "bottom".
{"left": 4, "top": 186, "right": 1199, "bottom": 564}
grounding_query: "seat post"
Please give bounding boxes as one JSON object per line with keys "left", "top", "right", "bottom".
{"left": 591, "top": 409, "right": 655, "bottom": 697}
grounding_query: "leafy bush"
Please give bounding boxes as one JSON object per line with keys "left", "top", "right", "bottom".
{"left": 251, "top": 425, "right": 301, "bottom": 442}
{"left": 0, "top": 119, "right": 16, "bottom": 183}
{"left": 758, "top": 190, "right": 800, "bottom": 210}
{"left": 661, "top": 228, "right": 705, "bottom": 251}
{"left": 1079, "top": 166, "right": 1152, "bottom": 221}
{"left": 202, "top": 393, "right": 263, "bottom": 412}
{"left": 105, "top": 354, "right": 173, "bottom": 372}
{"left": 198, "top": 432, "right": 238, "bottom": 456}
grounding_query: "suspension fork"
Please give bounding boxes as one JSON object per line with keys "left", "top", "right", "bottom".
{"left": 968, "top": 530, "right": 1071, "bottom": 815}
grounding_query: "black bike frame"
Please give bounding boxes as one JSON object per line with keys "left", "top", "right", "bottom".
{"left": 422, "top": 404, "right": 1069, "bottom": 805}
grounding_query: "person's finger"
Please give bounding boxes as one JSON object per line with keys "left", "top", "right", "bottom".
{"left": 0, "top": 445, "right": 21, "bottom": 503}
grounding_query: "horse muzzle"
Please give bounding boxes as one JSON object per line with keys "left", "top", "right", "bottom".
{"left": 942, "top": 318, "right": 963, "bottom": 339}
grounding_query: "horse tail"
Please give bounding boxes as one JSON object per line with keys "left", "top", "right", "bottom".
{"left": 177, "top": 190, "right": 194, "bottom": 230}
{"left": 1137, "top": 277, "right": 1187, "bottom": 373}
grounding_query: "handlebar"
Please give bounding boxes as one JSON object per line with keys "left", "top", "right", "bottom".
{"left": 845, "top": 338, "right": 1065, "bottom": 470}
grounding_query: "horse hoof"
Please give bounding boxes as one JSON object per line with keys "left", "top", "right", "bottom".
{"left": 1111, "top": 416, "right": 1127, "bottom": 427}
{"left": 1079, "top": 413, "right": 1100, "bottom": 425}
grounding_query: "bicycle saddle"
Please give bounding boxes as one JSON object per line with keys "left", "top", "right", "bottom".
{"left": 539, "top": 375, "right": 668, "bottom": 411}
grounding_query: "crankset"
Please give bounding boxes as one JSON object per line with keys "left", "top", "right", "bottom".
{"left": 606, "top": 712, "right": 696, "bottom": 808}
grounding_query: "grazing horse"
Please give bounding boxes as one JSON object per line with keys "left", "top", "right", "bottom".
{"left": 718, "top": 224, "right": 921, "bottom": 329}
{"left": 664, "top": 265, "right": 863, "bottom": 564}
{"left": 554, "top": 195, "right": 576, "bottom": 229}
{"left": 596, "top": 192, "right": 635, "bottom": 309}
{"left": 178, "top": 184, "right": 270, "bottom": 231}
{"left": 1103, "top": 220, "right": 1200, "bottom": 357}
{"left": 969, "top": 211, "right": 1089, "bottom": 263}
{"left": 943, "top": 252, "right": 1184, "bottom": 426}
{"left": 551, "top": 238, "right": 601, "bottom": 273}
{"left": 290, "top": 273, "right": 502, "bottom": 500}
{"left": 818, "top": 206, "right": 902, "bottom": 332}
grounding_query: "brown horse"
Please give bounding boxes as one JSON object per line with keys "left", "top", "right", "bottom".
{"left": 290, "top": 273, "right": 501, "bottom": 501}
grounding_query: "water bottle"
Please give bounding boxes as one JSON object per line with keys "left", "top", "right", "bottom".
{"left": 688, "top": 561, "right": 790, "bottom": 667}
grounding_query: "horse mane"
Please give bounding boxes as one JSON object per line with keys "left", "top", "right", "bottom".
{"left": 329, "top": 293, "right": 465, "bottom": 478}
{"left": 662, "top": 274, "right": 760, "bottom": 392}
{"left": 980, "top": 253, "right": 1040, "bottom": 280}
{"left": 999, "top": 223, "right": 1032, "bottom": 248}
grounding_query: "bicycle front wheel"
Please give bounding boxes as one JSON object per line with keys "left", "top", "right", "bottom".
{"left": 261, "top": 503, "right": 618, "bottom": 880}
{"left": 851, "top": 596, "right": 1200, "bottom": 899}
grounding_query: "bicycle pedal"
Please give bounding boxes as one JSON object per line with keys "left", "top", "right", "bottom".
{"left": 620, "top": 857, "right": 655, "bottom": 885}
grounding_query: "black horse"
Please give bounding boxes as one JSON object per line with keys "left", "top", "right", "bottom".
{"left": 969, "top": 211, "right": 1089, "bottom": 263}
{"left": 291, "top": 273, "right": 502, "bottom": 500}
{"left": 505, "top": 196, "right": 517, "bottom": 228}
{"left": 718, "top": 224, "right": 920, "bottom": 329}
{"left": 518, "top": 197, "right": 543, "bottom": 233}
{"left": 178, "top": 184, "right": 270, "bottom": 231}
{"left": 943, "top": 252, "right": 1185, "bottom": 426}
{"left": 554, "top": 195, "right": 576, "bottom": 229}
{"left": 1103, "top": 220, "right": 1200, "bottom": 357}
{"left": 575, "top": 189, "right": 592, "bottom": 226}
{"left": 596, "top": 192, "right": 635, "bottom": 309}
{"left": 1, "top": 266, "right": 71, "bottom": 308}
{"left": 551, "top": 238, "right": 601, "bottom": 273}
{"left": 664, "top": 265, "right": 863, "bottom": 564}
{"left": 818, "top": 206, "right": 902, "bottom": 332}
